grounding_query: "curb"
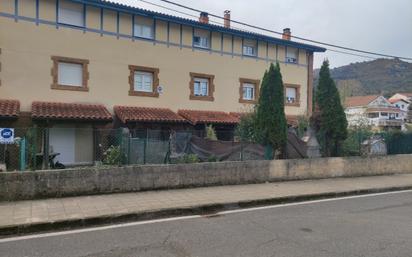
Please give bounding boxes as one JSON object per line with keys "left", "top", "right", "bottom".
{"left": 1, "top": 185, "right": 411, "bottom": 237}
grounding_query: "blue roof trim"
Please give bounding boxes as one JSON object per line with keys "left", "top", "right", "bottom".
{"left": 73, "top": 0, "right": 326, "bottom": 53}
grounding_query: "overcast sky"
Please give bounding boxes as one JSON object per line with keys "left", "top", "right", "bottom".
{"left": 113, "top": 0, "right": 412, "bottom": 68}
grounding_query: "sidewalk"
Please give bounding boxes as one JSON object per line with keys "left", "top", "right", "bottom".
{"left": 1, "top": 174, "right": 412, "bottom": 236}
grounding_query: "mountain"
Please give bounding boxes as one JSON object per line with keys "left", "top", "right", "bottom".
{"left": 314, "top": 58, "right": 412, "bottom": 98}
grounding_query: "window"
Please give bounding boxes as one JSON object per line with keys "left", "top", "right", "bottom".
{"left": 193, "top": 29, "right": 210, "bottom": 49}
{"left": 243, "top": 39, "right": 257, "bottom": 56}
{"left": 286, "top": 47, "right": 298, "bottom": 64}
{"left": 193, "top": 36, "right": 209, "bottom": 48}
{"left": 128, "top": 65, "right": 159, "bottom": 97}
{"left": 380, "top": 112, "right": 388, "bottom": 116}
{"left": 194, "top": 78, "right": 209, "bottom": 96}
{"left": 243, "top": 84, "right": 255, "bottom": 100}
{"left": 368, "top": 113, "right": 379, "bottom": 118}
{"left": 285, "top": 84, "right": 300, "bottom": 106}
{"left": 239, "top": 78, "right": 259, "bottom": 103}
{"left": 58, "top": 0, "right": 84, "bottom": 27}
{"left": 243, "top": 46, "right": 256, "bottom": 56}
{"left": 189, "top": 73, "right": 214, "bottom": 101}
{"left": 134, "top": 71, "right": 153, "bottom": 92}
{"left": 134, "top": 17, "right": 154, "bottom": 39}
{"left": 51, "top": 56, "right": 89, "bottom": 91}
{"left": 58, "top": 62, "right": 82, "bottom": 86}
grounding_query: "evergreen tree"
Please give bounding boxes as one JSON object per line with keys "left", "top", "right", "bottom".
{"left": 255, "top": 62, "right": 288, "bottom": 159}
{"left": 316, "top": 60, "right": 348, "bottom": 156}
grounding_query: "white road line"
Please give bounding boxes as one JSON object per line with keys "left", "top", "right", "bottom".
{"left": 0, "top": 189, "right": 411, "bottom": 243}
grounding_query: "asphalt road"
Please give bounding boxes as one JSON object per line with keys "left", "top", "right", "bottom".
{"left": 1, "top": 191, "right": 412, "bottom": 257}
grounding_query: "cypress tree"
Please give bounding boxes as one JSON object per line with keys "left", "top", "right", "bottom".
{"left": 255, "top": 62, "right": 288, "bottom": 159}
{"left": 316, "top": 60, "right": 348, "bottom": 156}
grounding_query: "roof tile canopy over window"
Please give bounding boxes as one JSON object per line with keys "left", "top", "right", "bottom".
{"left": 286, "top": 47, "right": 299, "bottom": 64}
{"left": 189, "top": 73, "right": 214, "bottom": 101}
{"left": 51, "top": 56, "right": 89, "bottom": 91}
{"left": 58, "top": 0, "right": 85, "bottom": 27}
{"left": 193, "top": 29, "right": 210, "bottom": 49}
{"left": 129, "top": 65, "right": 159, "bottom": 97}
{"left": 285, "top": 84, "right": 300, "bottom": 106}
{"left": 239, "top": 78, "right": 260, "bottom": 104}
{"left": 134, "top": 16, "right": 154, "bottom": 39}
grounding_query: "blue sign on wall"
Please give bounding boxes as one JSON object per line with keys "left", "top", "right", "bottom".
{"left": 0, "top": 128, "right": 14, "bottom": 144}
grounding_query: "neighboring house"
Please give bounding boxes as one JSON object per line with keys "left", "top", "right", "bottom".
{"left": 345, "top": 95, "right": 403, "bottom": 130}
{"left": 389, "top": 93, "right": 412, "bottom": 103}
{"left": 0, "top": 0, "right": 325, "bottom": 166}
{"left": 388, "top": 98, "right": 410, "bottom": 121}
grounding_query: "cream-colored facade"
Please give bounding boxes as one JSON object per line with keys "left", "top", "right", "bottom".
{"left": 0, "top": 0, "right": 324, "bottom": 117}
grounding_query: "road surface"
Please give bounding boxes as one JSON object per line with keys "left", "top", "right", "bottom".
{"left": 1, "top": 190, "right": 411, "bottom": 257}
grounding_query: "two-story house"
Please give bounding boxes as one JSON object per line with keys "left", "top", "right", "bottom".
{"left": 345, "top": 95, "right": 403, "bottom": 130}
{"left": 0, "top": 0, "right": 325, "bottom": 166}
{"left": 389, "top": 93, "right": 411, "bottom": 122}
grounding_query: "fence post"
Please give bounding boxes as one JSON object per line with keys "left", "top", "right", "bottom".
{"left": 240, "top": 140, "right": 244, "bottom": 161}
{"left": 42, "top": 128, "right": 49, "bottom": 170}
{"left": 32, "top": 127, "right": 38, "bottom": 170}
{"left": 143, "top": 128, "right": 148, "bottom": 164}
{"left": 19, "top": 137, "right": 26, "bottom": 171}
{"left": 127, "top": 130, "right": 131, "bottom": 165}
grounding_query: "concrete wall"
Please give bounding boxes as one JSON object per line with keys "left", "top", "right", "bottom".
{"left": 0, "top": 0, "right": 310, "bottom": 116}
{"left": 1, "top": 154, "right": 412, "bottom": 201}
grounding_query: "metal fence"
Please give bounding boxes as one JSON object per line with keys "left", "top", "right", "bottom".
{"left": 0, "top": 127, "right": 259, "bottom": 171}
{"left": 1, "top": 127, "right": 412, "bottom": 172}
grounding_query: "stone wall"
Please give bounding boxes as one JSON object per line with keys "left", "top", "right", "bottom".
{"left": 1, "top": 154, "right": 411, "bottom": 201}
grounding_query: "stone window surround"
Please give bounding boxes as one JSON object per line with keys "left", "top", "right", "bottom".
{"left": 189, "top": 72, "right": 215, "bottom": 101}
{"left": 285, "top": 83, "right": 301, "bottom": 107}
{"left": 239, "top": 78, "right": 260, "bottom": 104}
{"left": 128, "top": 65, "right": 159, "bottom": 97}
{"left": 51, "top": 56, "right": 89, "bottom": 92}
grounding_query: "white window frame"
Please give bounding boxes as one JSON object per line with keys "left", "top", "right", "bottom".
{"left": 243, "top": 45, "right": 256, "bottom": 56}
{"left": 57, "top": 62, "right": 83, "bottom": 87}
{"left": 134, "top": 71, "right": 154, "bottom": 93}
{"left": 133, "top": 19, "right": 154, "bottom": 39}
{"left": 58, "top": 0, "right": 85, "bottom": 27}
{"left": 193, "top": 36, "right": 210, "bottom": 49}
{"left": 242, "top": 83, "right": 255, "bottom": 100}
{"left": 286, "top": 87, "right": 297, "bottom": 103}
{"left": 193, "top": 78, "right": 209, "bottom": 96}
{"left": 286, "top": 47, "right": 299, "bottom": 64}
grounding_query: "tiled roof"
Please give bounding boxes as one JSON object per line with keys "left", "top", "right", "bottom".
{"left": 286, "top": 115, "right": 299, "bottom": 127}
{"left": 0, "top": 99, "right": 20, "bottom": 119}
{"left": 91, "top": 1, "right": 325, "bottom": 52}
{"left": 366, "top": 107, "right": 401, "bottom": 113}
{"left": 230, "top": 112, "right": 299, "bottom": 126}
{"left": 114, "top": 106, "right": 186, "bottom": 123}
{"left": 229, "top": 112, "right": 248, "bottom": 122}
{"left": 32, "top": 101, "right": 112, "bottom": 121}
{"left": 345, "top": 95, "right": 380, "bottom": 107}
{"left": 388, "top": 98, "right": 408, "bottom": 104}
{"left": 178, "top": 110, "right": 239, "bottom": 125}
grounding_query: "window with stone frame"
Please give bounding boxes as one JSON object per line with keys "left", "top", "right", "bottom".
{"left": 239, "top": 78, "right": 260, "bottom": 103}
{"left": 128, "top": 65, "right": 159, "bottom": 97}
{"left": 189, "top": 73, "right": 214, "bottom": 101}
{"left": 285, "top": 84, "right": 300, "bottom": 106}
{"left": 51, "top": 56, "right": 89, "bottom": 91}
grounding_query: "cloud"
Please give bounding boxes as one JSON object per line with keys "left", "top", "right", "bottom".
{"left": 111, "top": 0, "right": 412, "bottom": 68}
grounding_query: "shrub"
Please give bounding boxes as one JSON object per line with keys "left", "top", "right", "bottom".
{"left": 103, "top": 145, "right": 125, "bottom": 165}
{"left": 235, "top": 112, "right": 258, "bottom": 142}
{"left": 175, "top": 154, "right": 199, "bottom": 164}
{"left": 205, "top": 125, "right": 217, "bottom": 140}
{"left": 207, "top": 155, "right": 218, "bottom": 162}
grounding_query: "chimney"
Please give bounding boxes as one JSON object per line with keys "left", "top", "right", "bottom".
{"left": 224, "top": 10, "right": 231, "bottom": 28}
{"left": 199, "top": 12, "right": 209, "bottom": 24}
{"left": 282, "top": 28, "right": 291, "bottom": 40}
